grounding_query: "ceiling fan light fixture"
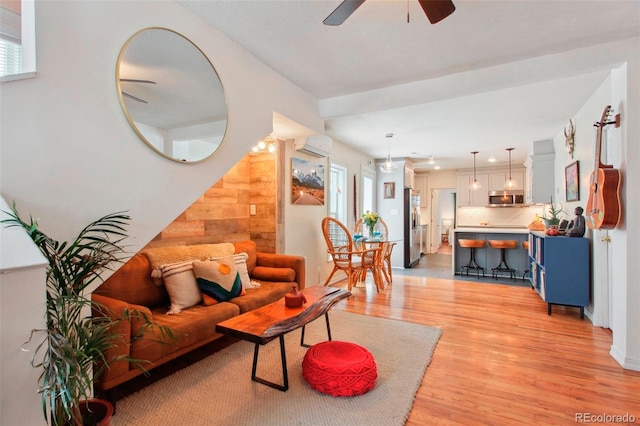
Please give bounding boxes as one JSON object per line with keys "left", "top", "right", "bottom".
{"left": 504, "top": 147, "right": 517, "bottom": 189}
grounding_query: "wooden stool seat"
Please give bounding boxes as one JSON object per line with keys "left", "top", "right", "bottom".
{"left": 522, "top": 241, "right": 529, "bottom": 250}
{"left": 458, "top": 239, "right": 485, "bottom": 278}
{"left": 488, "top": 240, "right": 517, "bottom": 280}
{"left": 488, "top": 240, "right": 518, "bottom": 249}
{"left": 459, "top": 239, "right": 486, "bottom": 248}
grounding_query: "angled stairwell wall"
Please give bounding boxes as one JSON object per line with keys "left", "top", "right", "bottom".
{"left": 144, "top": 150, "right": 278, "bottom": 253}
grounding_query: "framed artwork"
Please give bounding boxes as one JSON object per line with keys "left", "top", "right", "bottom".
{"left": 384, "top": 182, "right": 395, "bottom": 199}
{"left": 565, "top": 161, "right": 580, "bottom": 202}
{"left": 291, "top": 157, "right": 325, "bottom": 205}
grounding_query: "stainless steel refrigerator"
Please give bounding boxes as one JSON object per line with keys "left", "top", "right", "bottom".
{"left": 404, "top": 188, "right": 421, "bottom": 267}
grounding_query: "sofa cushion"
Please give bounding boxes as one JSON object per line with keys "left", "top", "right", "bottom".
{"left": 193, "top": 258, "right": 244, "bottom": 302}
{"left": 94, "top": 253, "right": 169, "bottom": 308}
{"left": 143, "top": 243, "right": 236, "bottom": 284}
{"left": 251, "top": 266, "right": 296, "bottom": 282}
{"left": 130, "top": 302, "right": 240, "bottom": 364}
{"left": 233, "top": 240, "right": 257, "bottom": 274}
{"left": 211, "top": 253, "right": 251, "bottom": 290}
{"left": 227, "top": 282, "right": 292, "bottom": 314}
{"left": 159, "top": 261, "right": 202, "bottom": 315}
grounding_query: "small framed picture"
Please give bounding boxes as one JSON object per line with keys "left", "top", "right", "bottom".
{"left": 384, "top": 182, "right": 395, "bottom": 199}
{"left": 565, "top": 161, "right": 580, "bottom": 202}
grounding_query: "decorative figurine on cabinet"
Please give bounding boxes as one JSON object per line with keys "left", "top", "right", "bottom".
{"left": 566, "top": 206, "right": 586, "bottom": 237}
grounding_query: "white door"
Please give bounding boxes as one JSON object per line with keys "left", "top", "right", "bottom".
{"left": 592, "top": 230, "right": 611, "bottom": 327}
{"left": 430, "top": 189, "right": 440, "bottom": 253}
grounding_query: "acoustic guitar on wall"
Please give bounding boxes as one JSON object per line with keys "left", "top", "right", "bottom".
{"left": 586, "top": 105, "right": 622, "bottom": 230}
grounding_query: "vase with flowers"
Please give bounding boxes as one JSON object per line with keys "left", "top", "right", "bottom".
{"left": 361, "top": 210, "right": 381, "bottom": 239}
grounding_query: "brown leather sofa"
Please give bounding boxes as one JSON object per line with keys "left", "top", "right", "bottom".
{"left": 92, "top": 240, "right": 305, "bottom": 395}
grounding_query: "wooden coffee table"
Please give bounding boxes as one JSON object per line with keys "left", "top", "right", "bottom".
{"left": 215, "top": 286, "right": 351, "bottom": 391}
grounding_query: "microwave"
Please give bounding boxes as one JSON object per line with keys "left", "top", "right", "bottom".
{"left": 488, "top": 190, "right": 524, "bottom": 207}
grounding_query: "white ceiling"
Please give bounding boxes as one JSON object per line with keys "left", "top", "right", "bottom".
{"left": 177, "top": 0, "right": 640, "bottom": 171}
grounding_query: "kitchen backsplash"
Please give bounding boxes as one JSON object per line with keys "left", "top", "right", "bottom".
{"left": 456, "top": 205, "right": 545, "bottom": 228}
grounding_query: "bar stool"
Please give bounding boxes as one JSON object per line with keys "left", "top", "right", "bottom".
{"left": 458, "top": 239, "right": 486, "bottom": 278}
{"left": 522, "top": 241, "right": 530, "bottom": 280}
{"left": 488, "top": 240, "right": 518, "bottom": 280}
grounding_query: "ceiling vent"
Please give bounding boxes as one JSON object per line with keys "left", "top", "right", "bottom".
{"left": 293, "top": 135, "right": 332, "bottom": 158}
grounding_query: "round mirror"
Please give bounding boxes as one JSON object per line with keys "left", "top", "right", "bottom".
{"left": 116, "top": 28, "right": 227, "bottom": 163}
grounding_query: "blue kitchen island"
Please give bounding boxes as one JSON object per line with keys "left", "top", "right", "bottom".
{"left": 452, "top": 227, "right": 530, "bottom": 279}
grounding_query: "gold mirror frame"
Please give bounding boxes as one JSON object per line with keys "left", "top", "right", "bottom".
{"left": 116, "top": 28, "right": 228, "bottom": 163}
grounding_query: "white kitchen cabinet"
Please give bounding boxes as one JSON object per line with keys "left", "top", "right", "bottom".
{"left": 489, "top": 169, "right": 525, "bottom": 191}
{"left": 456, "top": 173, "right": 488, "bottom": 206}
{"left": 404, "top": 167, "right": 415, "bottom": 189}
{"left": 526, "top": 154, "right": 555, "bottom": 203}
{"left": 415, "top": 175, "right": 428, "bottom": 207}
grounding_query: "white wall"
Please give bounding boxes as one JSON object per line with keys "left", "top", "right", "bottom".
{"left": 550, "top": 49, "right": 640, "bottom": 370}
{"left": 0, "top": 197, "right": 47, "bottom": 426}
{"left": 0, "top": 0, "right": 323, "bottom": 263}
{"left": 376, "top": 161, "right": 406, "bottom": 267}
{"left": 611, "top": 55, "right": 640, "bottom": 370}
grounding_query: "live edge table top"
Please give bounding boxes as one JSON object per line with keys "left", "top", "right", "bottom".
{"left": 215, "top": 286, "right": 351, "bottom": 345}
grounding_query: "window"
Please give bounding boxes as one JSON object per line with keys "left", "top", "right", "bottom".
{"left": 329, "top": 163, "right": 347, "bottom": 224}
{"left": 361, "top": 167, "right": 376, "bottom": 215}
{"left": 1, "top": 0, "right": 35, "bottom": 80}
{"left": 0, "top": 38, "right": 21, "bottom": 75}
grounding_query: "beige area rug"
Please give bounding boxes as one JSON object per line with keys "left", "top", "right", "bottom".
{"left": 112, "top": 310, "right": 441, "bottom": 426}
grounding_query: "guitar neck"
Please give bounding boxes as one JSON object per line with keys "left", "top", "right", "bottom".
{"left": 592, "top": 124, "right": 603, "bottom": 182}
{"left": 593, "top": 105, "right": 612, "bottom": 176}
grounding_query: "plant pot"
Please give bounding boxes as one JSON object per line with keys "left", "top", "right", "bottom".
{"left": 543, "top": 218, "right": 560, "bottom": 228}
{"left": 79, "top": 399, "right": 114, "bottom": 426}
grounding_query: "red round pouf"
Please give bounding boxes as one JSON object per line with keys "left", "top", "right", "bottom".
{"left": 302, "top": 341, "right": 377, "bottom": 397}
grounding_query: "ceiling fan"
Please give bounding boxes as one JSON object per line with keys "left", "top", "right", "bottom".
{"left": 119, "top": 78, "right": 156, "bottom": 104}
{"left": 324, "top": 0, "right": 455, "bottom": 26}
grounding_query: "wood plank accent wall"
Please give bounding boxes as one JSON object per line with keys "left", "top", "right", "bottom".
{"left": 143, "top": 151, "right": 277, "bottom": 253}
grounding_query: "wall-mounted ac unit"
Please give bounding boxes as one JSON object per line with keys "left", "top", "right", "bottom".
{"left": 293, "top": 135, "right": 332, "bottom": 158}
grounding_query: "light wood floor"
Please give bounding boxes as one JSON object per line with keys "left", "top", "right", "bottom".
{"left": 331, "top": 274, "right": 640, "bottom": 425}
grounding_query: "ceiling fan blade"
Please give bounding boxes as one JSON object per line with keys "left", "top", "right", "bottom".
{"left": 418, "top": 0, "right": 455, "bottom": 24}
{"left": 120, "top": 78, "right": 156, "bottom": 85}
{"left": 323, "top": 0, "right": 366, "bottom": 26}
{"left": 121, "top": 91, "right": 148, "bottom": 104}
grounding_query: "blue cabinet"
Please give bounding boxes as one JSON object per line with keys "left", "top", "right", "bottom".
{"left": 528, "top": 231, "right": 589, "bottom": 318}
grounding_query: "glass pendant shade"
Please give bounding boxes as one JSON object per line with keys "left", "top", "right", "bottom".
{"left": 380, "top": 133, "right": 397, "bottom": 173}
{"left": 504, "top": 148, "right": 517, "bottom": 189}
{"left": 469, "top": 151, "right": 481, "bottom": 190}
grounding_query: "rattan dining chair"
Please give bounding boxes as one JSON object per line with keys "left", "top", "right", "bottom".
{"left": 354, "top": 218, "right": 396, "bottom": 285}
{"left": 321, "top": 217, "right": 381, "bottom": 292}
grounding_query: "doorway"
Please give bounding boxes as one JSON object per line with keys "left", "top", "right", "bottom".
{"left": 430, "top": 188, "right": 455, "bottom": 254}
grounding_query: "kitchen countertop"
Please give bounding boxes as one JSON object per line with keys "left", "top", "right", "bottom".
{"left": 454, "top": 227, "right": 529, "bottom": 234}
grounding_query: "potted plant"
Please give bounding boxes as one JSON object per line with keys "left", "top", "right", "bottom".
{"left": 2, "top": 203, "right": 171, "bottom": 426}
{"left": 542, "top": 196, "right": 565, "bottom": 228}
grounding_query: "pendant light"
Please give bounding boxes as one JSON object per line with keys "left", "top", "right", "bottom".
{"left": 379, "top": 133, "right": 397, "bottom": 173}
{"left": 504, "top": 147, "right": 517, "bottom": 189}
{"left": 469, "top": 151, "right": 481, "bottom": 190}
